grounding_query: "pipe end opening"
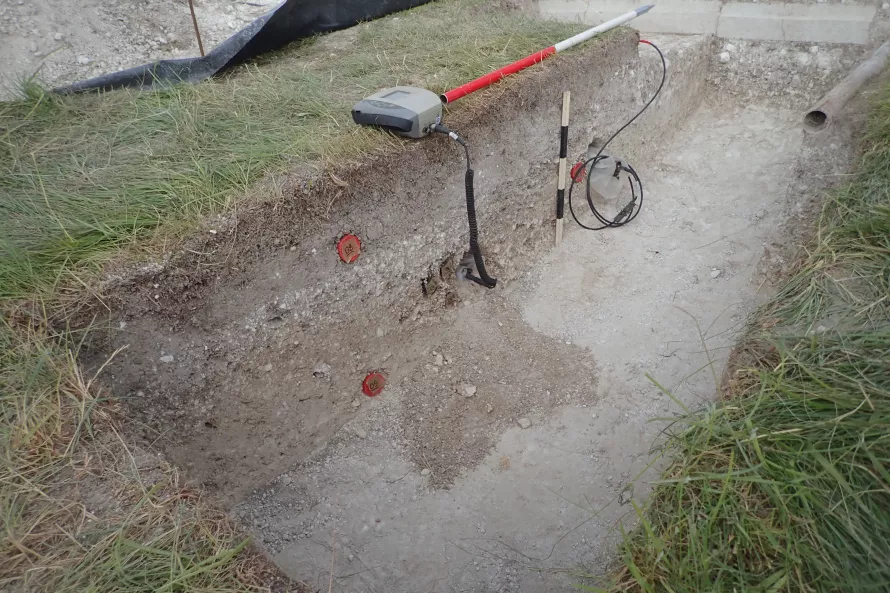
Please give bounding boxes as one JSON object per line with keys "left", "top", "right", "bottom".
{"left": 805, "top": 110, "right": 828, "bottom": 130}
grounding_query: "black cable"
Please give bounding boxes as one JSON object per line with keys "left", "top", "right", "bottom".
{"left": 432, "top": 124, "right": 497, "bottom": 289}
{"left": 568, "top": 39, "right": 667, "bottom": 231}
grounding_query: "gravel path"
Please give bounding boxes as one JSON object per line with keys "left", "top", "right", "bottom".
{"left": 0, "top": 0, "right": 277, "bottom": 98}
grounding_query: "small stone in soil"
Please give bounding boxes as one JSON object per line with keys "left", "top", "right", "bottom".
{"left": 421, "top": 468, "right": 431, "bottom": 476}
{"left": 313, "top": 362, "right": 331, "bottom": 379}
{"left": 352, "top": 399, "right": 362, "bottom": 408}
{"left": 159, "top": 355, "right": 174, "bottom": 363}
{"left": 710, "top": 269, "right": 722, "bottom": 278}
{"left": 354, "top": 427, "right": 367, "bottom": 439}
{"left": 460, "top": 384, "right": 477, "bottom": 397}
{"left": 263, "top": 363, "right": 273, "bottom": 372}
{"left": 518, "top": 418, "right": 532, "bottom": 429}
{"left": 434, "top": 353, "right": 444, "bottom": 366}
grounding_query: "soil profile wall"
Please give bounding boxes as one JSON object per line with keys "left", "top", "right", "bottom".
{"left": 90, "top": 28, "right": 712, "bottom": 504}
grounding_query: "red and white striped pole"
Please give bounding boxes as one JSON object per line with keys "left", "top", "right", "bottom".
{"left": 440, "top": 5, "right": 654, "bottom": 104}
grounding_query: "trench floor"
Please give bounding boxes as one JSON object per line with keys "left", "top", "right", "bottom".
{"left": 235, "top": 102, "right": 806, "bottom": 592}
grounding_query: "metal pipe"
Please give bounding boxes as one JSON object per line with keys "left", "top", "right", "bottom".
{"left": 805, "top": 41, "right": 890, "bottom": 132}
{"left": 440, "top": 5, "right": 653, "bottom": 104}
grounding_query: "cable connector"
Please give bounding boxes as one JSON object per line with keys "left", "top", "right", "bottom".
{"left": 431, "top": 123, "right": 467, "bottom": 146}
{"left": 613, "top": 199, "right": 637, "bottom": 224}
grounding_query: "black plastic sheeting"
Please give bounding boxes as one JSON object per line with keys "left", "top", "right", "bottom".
{"left": 57, "top": 0, "right": 435, "bottom": 94}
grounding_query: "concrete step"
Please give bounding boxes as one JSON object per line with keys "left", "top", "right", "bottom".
{"left": 537, "top": 0, "right": 878, "bottom": 44}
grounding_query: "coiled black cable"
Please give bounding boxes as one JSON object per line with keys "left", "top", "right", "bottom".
{"left": 463, "top": 168, "right": 498, "bottom": 288}
{"left": 568, "top": 39, "right": 667, "bottom": 230}
{"left": 433, "top": 124, "right": 497, "bottom": 288}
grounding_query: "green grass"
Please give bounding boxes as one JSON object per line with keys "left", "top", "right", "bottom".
{"left": 0, "top": 2, "right": 585, "bottom": 590}
{"left": 0, "top": 320, "right": 270, "bottom": 592}
{"left": 0, "top": 0, "right": 581, "bottom": 305}
{"left": 608, "top": 84, "right": 890, "bottom": 593}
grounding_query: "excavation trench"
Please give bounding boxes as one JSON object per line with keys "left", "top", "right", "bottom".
{"left": 91, "top": 30, "right": 867, "bottom": 593}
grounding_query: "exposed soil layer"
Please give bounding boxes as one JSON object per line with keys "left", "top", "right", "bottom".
{"left": 89, "top": 28, "right": 697, "bottom": 504}
{"left": 79, "top": 27, "right": 868, "bottom": 593}
{"left": 245, "top": 96, "right": 860, "bottom": 593}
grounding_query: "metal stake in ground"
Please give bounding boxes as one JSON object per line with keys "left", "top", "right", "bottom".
{"left": 336, "top": 234, "right": 362, "bottom": 263}
{"left": 362, "top": 372, "right": 386, "bottom": 397}
{"left": 556, "top": 91, "right": 571, "bottom": 246}
{"left": 188, "top": 0, "right": 205, "bottom": 57}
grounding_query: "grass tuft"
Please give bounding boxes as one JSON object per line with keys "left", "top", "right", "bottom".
{"left": 0, "top": 318, "right": 270, "bottom": 592}
{"left": 609, "top": 81, "right": 890, "bottom": 593}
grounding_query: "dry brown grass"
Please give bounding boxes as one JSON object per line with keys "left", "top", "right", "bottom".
{"left": 0, "top": 319, "right": 284, "bottom": 592}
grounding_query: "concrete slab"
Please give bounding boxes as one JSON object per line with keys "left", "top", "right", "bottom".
{"left": 718, "top": 2, "right": 876, "bottom": 43}
{"left": 538, "top": 0, "right": 721, "bottom": 35}
{"left": 537, "top": 0, "right": 877, "bottom": 44}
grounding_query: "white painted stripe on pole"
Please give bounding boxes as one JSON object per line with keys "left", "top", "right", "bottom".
{"left": 553, "top": 8, "right": 646, "bottom": 53}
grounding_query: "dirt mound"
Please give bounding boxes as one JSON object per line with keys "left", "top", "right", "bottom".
{"left": 397, "top": 296, "right": 598, "bottom": 487}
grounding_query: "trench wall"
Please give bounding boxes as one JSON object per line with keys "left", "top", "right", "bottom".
{"left": 94, "top": 28, "right": 713, "bottom": 504}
